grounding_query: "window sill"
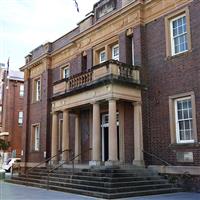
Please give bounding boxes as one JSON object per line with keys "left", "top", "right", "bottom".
{"left": 169, "top": 142, "right": 200, "bottom": 149}
{"left": 165, "top": 49, "right": 192, "bottom": 61}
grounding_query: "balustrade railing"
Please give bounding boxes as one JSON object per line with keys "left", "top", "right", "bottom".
{"left": 53, "top": 60, "right": 140, "bottom": 96}
{"left": 69, "top": 70, "right": 92, "bottom": 90}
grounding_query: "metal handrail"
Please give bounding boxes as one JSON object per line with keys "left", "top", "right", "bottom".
{"left": 46, "top": 148, "right": 92, "bottom": 189}
{"left": 25, "top": 149, "right": 71, "bottom": 178}
{"left": 143, "top": 150, "right": 171, "bottom": 166}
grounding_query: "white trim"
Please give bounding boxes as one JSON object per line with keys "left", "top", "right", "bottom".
{"left": 170, "top": 13, "right": 188, "bottom": 56}
{"left": 99, "top": 50, "right": 106, "bottom": 63}
{"left": 62, "top": 66, "right": 70, "bottom": 79}
{"left": 132, "top": 37, "right": 135, "bottom": 65}
{"left": 101, "top": 113, "right": 119, "bottom": 161}
{"left": 175, "top": 96, "right": 194, "bottom": 144}
{"left": 112, "top": 44, "right": 119, "bottom": 61}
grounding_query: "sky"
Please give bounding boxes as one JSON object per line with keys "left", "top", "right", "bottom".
{"left": 0, "top": 0, "right": 99, "bottom": 71}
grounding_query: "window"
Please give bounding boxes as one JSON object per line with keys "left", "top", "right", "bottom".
{"left": 34, "top": 78, "right": 41, "bottom": 102}
{"left": 175, "top": 97, "right": 193, "bottom": 143}
{"left": 112, "top": 44, "right": 119, "bottom": 61}
{"left": 32, "top": 124, "right": 40, "bottom": 151}
{"left": 170, "top": 14, "right": 188, "bottom": 55}
{"left": 169, "top": 92, "right": 197, "bottom": 144}
{"left": 165, "top": 8, "right": 191, "bottom": 57}
{"left": 62, "top": 66, "right": 70, "bottom": 79}
{"left": 19, "top": 84, "right": 24, "bottom": 97}
{"left": 18, "top": 111, "right": 23, "bottom": 125}
{"left": 99, "top": 50, "right": 106, "bottom": 63}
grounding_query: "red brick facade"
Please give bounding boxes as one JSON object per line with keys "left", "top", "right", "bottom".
{"left": 21, "top": 0, "right": 200, "bottom": 170}
{"left": 1, "top": 71, "right": 24, "bottom": 156}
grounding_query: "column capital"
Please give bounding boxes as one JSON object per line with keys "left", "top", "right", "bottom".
{"left": 61, "top": 108, "right": 69, "bottom": 113}
{"left": 133, "top": 101, "right": 142, "bottom": 107}
{"left": 51, "top": 111, "right": 58, "bottom": 115}
{"left": 107, "top": 97, "right": 119, "bottom": 102}
{"left": 91, "top": 100, "right": 100, "bottom": 105}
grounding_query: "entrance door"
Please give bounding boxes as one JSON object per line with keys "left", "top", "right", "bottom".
{"left": 101, "top": 113, "right": 119, "bottom": 162}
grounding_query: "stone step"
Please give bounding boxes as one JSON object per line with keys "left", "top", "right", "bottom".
{"left": 28, "top": 170, "right": 152, "bottom": 177}
{"left": 11, "top": 176, "right": 173, "bottom": 193}
{"left": 6, "top": 179, "right": 182, "bottom": 199}
{"left": 23, "top": 172, "right": 165, "bottom": 182}
{"left": 14, "top": 174, "right": 168, "bottom": 187}
{"left": 32, "top": 167, "right": 154, "bottom": 175}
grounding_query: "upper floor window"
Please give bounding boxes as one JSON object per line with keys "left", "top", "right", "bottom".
{"left": 62, "top": 66, "right": 70, "bottom": 79}
{"left": 18, "top": 111, "right": 23, "bottom": 125}
{"left": 170, "top": 14, "right": 188, "bottom": 55}
{"left": 99, "top": 50, "right": 106, "bottom": 63}
{"left": 19, "top": 84, "right": 24, "bottom": 97}
{"left": 175, "top": 97, "right": 193, "bottom": 143}
{"left": 33, "top": 78, "right": 41, "bottom": 102}
{"left": 112, "top": 44, "right": 119, "bottom": 60}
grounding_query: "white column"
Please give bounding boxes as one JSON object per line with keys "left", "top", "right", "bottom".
{"left": 108, "top": 98, "right": 118, "bottom": 162}
{"left": 89, "top": 102, "right": 101, "bottom": 166}
{"left": 51, "top": 112, "right": 58, "bottom": 162}
{"left": 133, "top": 102, "right": 144, "bottom": 166}
{"left": 62, "top": 109, "right": 69, "bottom": 162}
{"left": 75, "top": 114, "right": 81, "bottom": 162}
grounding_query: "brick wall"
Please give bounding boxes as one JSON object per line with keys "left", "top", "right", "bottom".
{"left": 143, "top": 1, "right": 200, "bottom": 165}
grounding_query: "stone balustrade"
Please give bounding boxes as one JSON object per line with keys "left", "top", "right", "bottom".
{"left": 53, "top": 60, "right": 140, "bottom": 96}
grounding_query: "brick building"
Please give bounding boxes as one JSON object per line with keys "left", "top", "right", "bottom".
{"left": 1, "top": 70, "right": 24, "bottom": 156}
{"left": 0, "top": 64, "right": 6, "bottom": 132}
{"left": 20, "top": 0, "right": 200, "bottom": 178}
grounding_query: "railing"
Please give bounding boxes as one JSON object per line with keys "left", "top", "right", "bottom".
{"left": 53, "top": 60, "right": 140, "bottom": 96}
{"left": 25, "top": 149, "right": 71, "bottom": 182}
{"left": 46, "top": 148, "right": 92, "bottom": 189}
{"left": 69, "top": 70, "right": 92, "bottom": 90}
{"left": 143, "top": 150, "right": 171, "bottom": 166}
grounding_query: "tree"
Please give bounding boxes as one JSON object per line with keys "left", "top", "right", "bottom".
{"left": 0, "top": 139, "right": 10, "bottom": 151}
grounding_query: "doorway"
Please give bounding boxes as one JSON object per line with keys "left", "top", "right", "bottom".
{"left": 101, "top": 113, "right": 119, "bottom": 162}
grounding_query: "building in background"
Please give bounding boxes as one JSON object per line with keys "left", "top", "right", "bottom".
{"left": 1, "top": 70, "right": 24, "bottom": 157}
{"left": 0, "top": 63, "right": 6, "bottom": 132}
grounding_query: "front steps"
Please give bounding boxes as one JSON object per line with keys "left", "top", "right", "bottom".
{"left": 6, "top": 166, "right": 182, "bottom": 199}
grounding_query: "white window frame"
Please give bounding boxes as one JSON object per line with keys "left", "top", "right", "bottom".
{"left": 33, "top": 125, "right": 40, "bottom": 151}
{"left": 62, "top": 66, "right": 70, "bottom": 79}
{"left": 19, "top": 84, "right": 24, "bottom": 97}
{"left": 175, "top": 96, "right": 194, "bottom": 144}
{"left": 18, "top": 111, "right": 23, "bottom": 125}
{"left": 170, "top": 14, "right": 188, "bottom": 56}
{"left": 112, "top": 44, "right": 119, "bottom": 61}
{"left": 35, "top": 79, "right": 41, "bottom": 102}
{"left": 99, "top": 50, "right": 106, "bottom": 63}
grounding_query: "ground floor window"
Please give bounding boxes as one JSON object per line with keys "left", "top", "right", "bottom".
{"left": 175, "top": 97, "right": 193, "bottom": 143}
{"left": 32, "top": 124, "right": 40, "bottom": 151}
{"left": 169, "top": 92, "right": 197, "bottom": 144}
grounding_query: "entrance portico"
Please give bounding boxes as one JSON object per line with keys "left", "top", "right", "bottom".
{"left": 51, "top": 60, "right": 144, "bottom": 167}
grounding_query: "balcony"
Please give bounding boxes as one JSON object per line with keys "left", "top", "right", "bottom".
{"left": 53, "top": 60, "right": 141, "bottom": 99}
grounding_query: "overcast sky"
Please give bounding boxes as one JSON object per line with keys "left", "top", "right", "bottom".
{"left": 0, "top": 0, "right": 99, "bottom": 71}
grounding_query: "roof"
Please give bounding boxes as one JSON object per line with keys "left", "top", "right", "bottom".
{"left": 8, "top": 70, "right": 24, "bottom": 81}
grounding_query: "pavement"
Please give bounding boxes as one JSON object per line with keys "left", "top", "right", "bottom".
{"left": 0, "top": 181, "right": 200, "bottom": 200}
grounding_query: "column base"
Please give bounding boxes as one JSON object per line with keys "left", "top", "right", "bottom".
{"left": 132, "top": 159, "right": 145, "bottom": 167}
{"left": 105, "top": 160, "right": 120, "bottom": 167}
{"left": 49, "top": 160, "right": 58, "bottom": 166}
{"left": 89, "top": 160, "right": 102, "bottom": 167}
